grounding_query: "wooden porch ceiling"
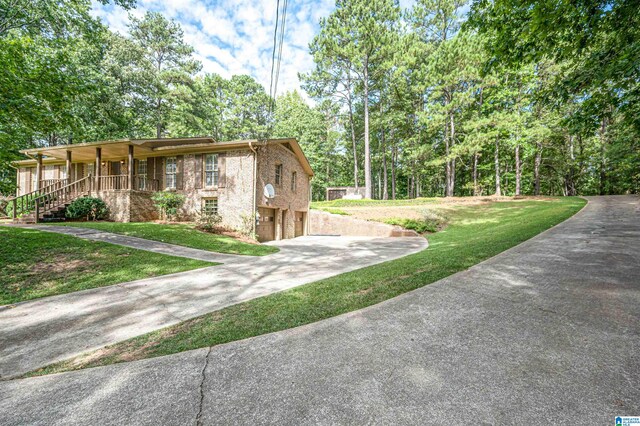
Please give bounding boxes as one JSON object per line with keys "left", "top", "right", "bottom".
{"left": 20, "top": 138, "right": 216, "bottom": 162}
{"left": 40, "top": 142, "right": 152, "bottom": 162}
{"left": 17, "top": 137, "right": 314, "bottom": 176}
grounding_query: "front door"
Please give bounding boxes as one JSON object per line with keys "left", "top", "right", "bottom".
{"left": 110, "top": 161, "right": 121, "bottom": 175}
{"left": 110, "top": 161, "right": 122, "bottom": 189}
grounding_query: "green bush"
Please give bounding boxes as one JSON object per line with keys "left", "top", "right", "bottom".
{"left": 5, "top": 195, "right": 40, "bottom": 218}
{"left": 384, "top": 209, "right": 448, "bottom": 234}
{"left": 195, "top": 211, "right": 223, "bottom": 233}
{"left": 321, "top": 207, "right": 350, "bottom": 215}
{"left": 65, "top": 197, "right": 109, "bottom": 221}
{"left": 0, "top": 197, "right": 10, "bottom": 217}
{"left": 151, "top": 191, "right": 186, "bottom": 220}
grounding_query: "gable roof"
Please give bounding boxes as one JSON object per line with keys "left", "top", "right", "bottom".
{"left": 17, "top": 137, "right": 314, "bottom": 176}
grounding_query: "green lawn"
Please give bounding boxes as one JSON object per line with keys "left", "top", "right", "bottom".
{"left": 54, "top": 222, "right": 278, "bottom": 256}
{"left": 0, "top": 227, "right": 215, "bottom": 305}
{"left": 26, "top": 197, "right": 586, "bottom": 377}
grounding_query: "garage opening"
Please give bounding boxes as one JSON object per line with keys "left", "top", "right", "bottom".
{"left": 295, "top": 211, "right": 305, "bottom": 237}
{"left": 257, "top": 207, "right": 275, "bottom": 242}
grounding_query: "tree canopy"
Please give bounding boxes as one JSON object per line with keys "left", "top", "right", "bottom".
{"left": 1, "top": 0, "right": 637, "bottom": 198}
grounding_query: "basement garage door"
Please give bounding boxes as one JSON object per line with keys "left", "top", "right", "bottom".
{"left": 257, "top": 207, "right": 275, "bottom": 242}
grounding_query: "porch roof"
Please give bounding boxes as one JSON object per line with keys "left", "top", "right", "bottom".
{"left": 17, "top": 137, "right": 314, "bottom": 176}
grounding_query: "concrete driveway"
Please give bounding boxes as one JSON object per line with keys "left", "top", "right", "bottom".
{"left": 0, "top": 235, "right": 427, "bottom": 379}
{"left": 1, "top": 196, "right": 638, "bottom": 425}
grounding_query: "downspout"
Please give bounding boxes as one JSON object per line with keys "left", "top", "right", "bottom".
{"left": 249, "top": 140, "right": 258, "bottom": 237}
{"left": 307, "top": 175, "right": 312, "bottom": 236}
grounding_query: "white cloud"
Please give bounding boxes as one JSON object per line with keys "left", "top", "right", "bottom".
{"left": 91, "top": 0, "right": 334, "bottom": 99}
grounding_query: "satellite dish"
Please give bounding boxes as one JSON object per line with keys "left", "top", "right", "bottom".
{"left": 264, "top": 183, "right": 275, "bottom": 199}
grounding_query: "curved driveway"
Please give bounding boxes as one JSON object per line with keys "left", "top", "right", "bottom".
{"left": 0, "top": 235, "right": 427, "bottom": 379}
{"left": 1, "top": 196, "right": 639, "bottom": 425}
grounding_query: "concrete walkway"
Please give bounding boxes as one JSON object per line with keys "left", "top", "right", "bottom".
{"left": 0, "top": 235, "right": 427, "bottom": 379}
{"left": 1, "top": 196, "right": 638, "bottom": 425}
{"left": 12, "top": 224, "right": 245, "bottom": 262}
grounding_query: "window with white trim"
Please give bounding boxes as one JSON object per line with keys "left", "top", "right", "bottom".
{"left": 205, "top": 154, "right": 219, "bottom": 187}
{"left": 165, "top": 157, "right": 177, "bottom": 189}
{"left": 137, "top": 159, "right": 148, "bottom": 190}
{"left": 202, "top": 198, "right": 218, "bottom": 215}
{"left": 137, "top": 159, "right": 147, "bottom": 176}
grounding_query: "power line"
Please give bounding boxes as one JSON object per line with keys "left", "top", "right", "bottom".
{"left": 273, "top": 0, "right": 288, "bottom": 104}
{"left": 267, "top": 0, "right": 288, "bottom": 135}
{"left": 268, "top": 0, "right": 280, "bottom": 117}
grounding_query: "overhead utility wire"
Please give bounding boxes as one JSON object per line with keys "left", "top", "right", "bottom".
{"left": 273, "top": 0, "right": 288, "bottom": 104}
{"left": 268, "top": 0, "right": 281, "bottom": 117}
{"left": 267, "top": 0, "right": 288, "bottom": 135}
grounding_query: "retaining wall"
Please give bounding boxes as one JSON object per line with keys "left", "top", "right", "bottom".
{"left": 309, "top": 210, "right": 419, "bottom": 237}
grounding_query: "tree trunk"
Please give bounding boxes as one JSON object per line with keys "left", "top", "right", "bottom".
{"left": 391, "top": 143, "right": 397, "bottom": 200}
{"left": 382, "top": 125, "right": 388, "bottom": 200}
{"left": 567, "top": 135, "right": 576, "bottom": 196}
{"left": 444, "top": 120, "right": 451, "bottom": 197}
{"left": 494, "top": 136, "right": 501, "bottom": 196}
{"left": 447, "top": 112, "right": 456, "bottom": 196}
{"left": 473, "top": 151, "right": 479, "bottom": 196}
{"left": 156, "top": 97, "right": 163, "bottom": 138}
{"left": 514, "top": 82, "right": 522, "bottom": 196}
{"left": 515, "top": 144, "right": 521, "bottom": 196}
{"left": 346, "top": 75, "right": 359, "bottom": 189}
{"left": 534, "top": 141, "right": 542, "bottom": 195}
{"left": 363, "top": 58, "right": 372, "bottom": 199}
{"left": 473, "top": 88, "right": 483, "bottom": 197}
{"left": 599, "top": 117, "right": 608, "bottom": 195}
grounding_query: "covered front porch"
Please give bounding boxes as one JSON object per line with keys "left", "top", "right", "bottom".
{"left": 20, "top": 139, "right": 167, "bottom": 194}
{"left": 11, "top": 138, "right": 215, "bottom": 223}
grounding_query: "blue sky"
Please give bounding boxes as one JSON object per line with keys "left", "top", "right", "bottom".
{"left": 91, "top": 0, "right": 338, "bottom": 97}
{"left": 92, "top": 0, "right": 418, "bottom": 98}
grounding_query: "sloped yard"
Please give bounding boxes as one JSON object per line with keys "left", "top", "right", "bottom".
{"left": 311, "top": 195, "right": 558, "bottom": 233}
{"left": 0, "top": 227, "right": 215, "bottom": 305}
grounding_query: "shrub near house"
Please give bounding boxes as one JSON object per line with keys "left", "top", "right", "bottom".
{"left": 65, "top": 197, "right": 109, "bottom": 221}
{"left": 151, "top": 191, "right": 186, "bottom": 221}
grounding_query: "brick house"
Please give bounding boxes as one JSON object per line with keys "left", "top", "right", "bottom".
{"left": 12, "top": 137, "right": 313, "bottom": 242}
